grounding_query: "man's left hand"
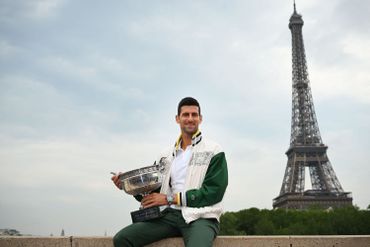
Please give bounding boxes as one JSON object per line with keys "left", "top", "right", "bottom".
{"left": 141, "top": 193, "right": 167, "bottom": 208}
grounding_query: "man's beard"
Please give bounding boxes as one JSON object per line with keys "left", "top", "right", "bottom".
{"left": 182, "top": 125, "right": 198, "bottom": 136}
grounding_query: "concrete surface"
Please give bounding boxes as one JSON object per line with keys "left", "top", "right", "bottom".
{"left": 1, "top": 235, "right": 370, "bottom": 247}
{"left": 0, "top": 236, "right": 71, "bottom": 247}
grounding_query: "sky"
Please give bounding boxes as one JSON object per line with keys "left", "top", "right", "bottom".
{"left": 1, "top": 0, "right": 369, "bottom": 237}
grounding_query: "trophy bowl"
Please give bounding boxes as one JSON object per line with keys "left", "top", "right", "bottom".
{"left": 119, "top": 164, "right": 162, "bottom": 196}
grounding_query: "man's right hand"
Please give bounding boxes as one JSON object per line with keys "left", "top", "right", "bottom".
{"left": 111, "top": 173, "right": 122, "bottom": 190}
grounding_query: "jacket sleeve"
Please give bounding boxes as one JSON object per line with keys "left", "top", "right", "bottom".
{"left": 184, "top": 152, "right": 228, "bottom": 207}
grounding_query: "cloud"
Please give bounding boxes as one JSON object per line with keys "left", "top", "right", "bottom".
{"left": 341, "top": 34, "right": 370, "bottom": 61}
{"left": 309, "top": 33, "right": 370, "bottom": 104}
{"left": 31, "top": 0, "right": 65, "bottom": 19}
{"left": 0, "top": 40, "right": 20, "bottom": 56}
{"left": 0, "top": 0, "right": 65, "bottom": 21}
{"left": 42, "top": 56, "right": 97, "bottom": 80}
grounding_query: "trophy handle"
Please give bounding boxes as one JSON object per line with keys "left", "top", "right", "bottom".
{"left": 156, "top": 157, "right": 167, "bottom": 174}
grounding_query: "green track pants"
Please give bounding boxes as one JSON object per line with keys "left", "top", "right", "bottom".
{"left": 113, "top": 208, "right": 219, "bottom": 247}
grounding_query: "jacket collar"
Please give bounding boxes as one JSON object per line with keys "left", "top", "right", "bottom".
{"left": 174, "top": 130, "right": 203, "bottom": 152}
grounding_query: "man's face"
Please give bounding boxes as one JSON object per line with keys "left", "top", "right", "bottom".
{"left": 176, "top": 105, "right": 202, "bottom": 136}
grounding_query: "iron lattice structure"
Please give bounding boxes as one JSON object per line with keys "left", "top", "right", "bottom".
{"left": 273, "top": 3, "right": 352, "bottom": 209}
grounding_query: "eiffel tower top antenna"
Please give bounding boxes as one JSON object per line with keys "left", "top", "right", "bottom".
{"left": 293, "top": 0, "right": 297, "bottom": 13}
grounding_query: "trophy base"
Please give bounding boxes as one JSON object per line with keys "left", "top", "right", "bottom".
{"left": 131, "top": 206, "right": 162, "bottom": 223}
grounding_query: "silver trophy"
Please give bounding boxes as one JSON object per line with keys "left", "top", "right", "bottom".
{"left": 116, "top": 163, "right": 164, "bottom": 223}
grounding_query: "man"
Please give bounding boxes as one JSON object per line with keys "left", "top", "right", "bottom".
{"left": 111, "top": 97, "right": 228, "bottom": 247}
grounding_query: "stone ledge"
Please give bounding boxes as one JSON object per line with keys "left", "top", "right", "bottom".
{"left": 1, "top": 235, "right": 370, "bottom": 247}
{"left": 0, "top": 236, "right": 71, "bottom": 247}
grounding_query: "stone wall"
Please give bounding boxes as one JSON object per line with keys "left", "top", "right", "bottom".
{"left": 1, "top": 236, "right": 370, "bottom": 247}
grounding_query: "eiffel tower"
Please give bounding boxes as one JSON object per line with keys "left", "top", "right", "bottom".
{"left": 273, "top": 2, "right": 352, "bottom": 209}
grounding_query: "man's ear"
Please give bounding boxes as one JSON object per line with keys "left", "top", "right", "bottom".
{"left": 199, "top": 115, "right": 203, "bottom": 124}
{"left": 176, "top": 115, "right": 180, "bottom": 123}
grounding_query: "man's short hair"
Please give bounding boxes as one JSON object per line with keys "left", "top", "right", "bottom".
{"left": 177, "top": 97, "right": 201, "bottom": 116}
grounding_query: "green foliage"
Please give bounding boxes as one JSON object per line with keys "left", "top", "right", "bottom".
{"left": 219, "top": 206, "right": 370, "bottom": 235}
{"left": 219, "top": 212, "right": 246, "bottom": 235}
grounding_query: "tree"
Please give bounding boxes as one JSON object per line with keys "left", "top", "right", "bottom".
{"left": 255, "top": 217, "right": 274, "bottom": 235}
{"left": 220, "top": 206, "right": 370, "bottom": 236}
{"left": 220, "top": 212, "right": 245, "bottom": 235}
